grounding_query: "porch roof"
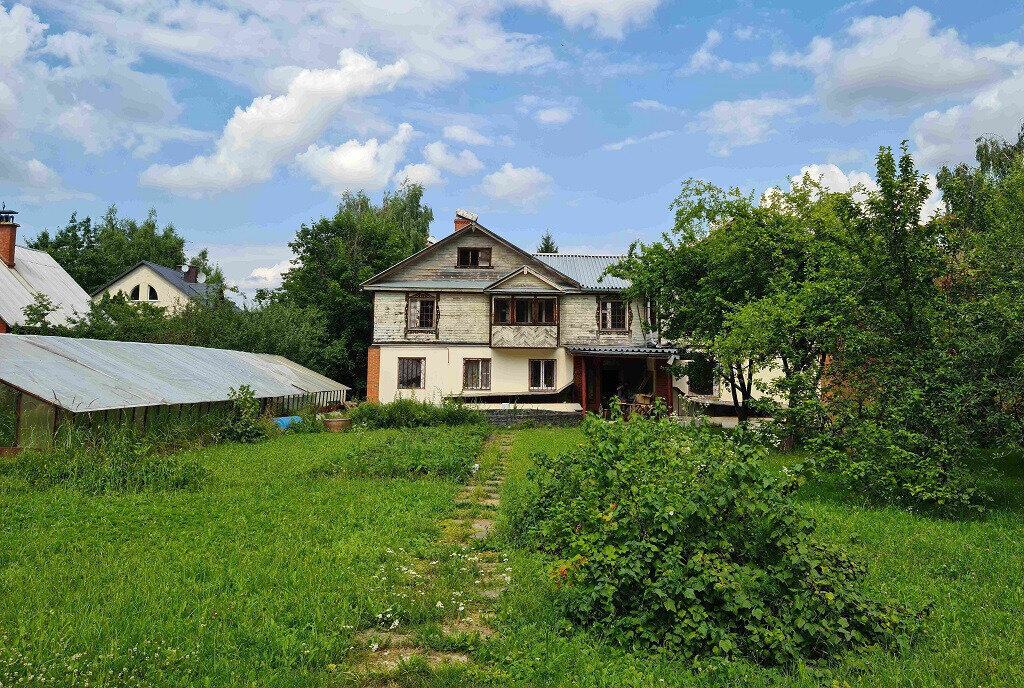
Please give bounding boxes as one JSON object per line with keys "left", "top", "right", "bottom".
{"left": 564, "top": 344, "right": 679, "bottom": 357}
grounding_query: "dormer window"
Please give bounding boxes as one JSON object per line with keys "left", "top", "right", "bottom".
{"left": 457, "top": 247, "right": 491, "bottom": 268}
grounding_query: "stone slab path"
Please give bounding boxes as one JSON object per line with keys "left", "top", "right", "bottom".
{"left": 346, "top": 432, "right": 513, "bottom": 683}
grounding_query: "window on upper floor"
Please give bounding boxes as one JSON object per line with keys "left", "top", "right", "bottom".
{"left": 148, "top": 286, "right": 158, "bottom": 301}
{"left": 457, "top": 247, "right": 491, "bottom": 267}
{"left": 129, "top": 284, "right": 141, "bottom": 301}
{"left": 493, "top": 297, "right": 511, "bottom": 324}
{"left": 514, "top": 298, "right": 533, "bottom": 324}
{"left": 407, "top": 295, "right": 437, "bottom": 330}
{"left": 599, "top": 299, "right": 628, "bottom": 331}
{"left": 536, "top": 298, "right": 556, "bottom": 324}
{"left": 493, "top": 296, "right": 558, "bottom": 325}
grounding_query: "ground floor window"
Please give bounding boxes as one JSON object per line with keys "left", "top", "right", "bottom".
{"left": 398, "top": 357, "right": 425, "bottom": 389}
{"left": 529, "top": 359, "right": 556, "bottom": 390}
{"left": 463, "top": 358, "right": 492, "bottom": 390}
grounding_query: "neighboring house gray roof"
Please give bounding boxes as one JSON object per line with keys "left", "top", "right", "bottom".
{"left": 0, "top": 334, "right": 349, "bottom": 413}
{"left": 532, "top": 254, "right": 630, "bottom": 291}
{"left": 91, "top": 260, "right": 220, "bottom": 300}
{"left": 0, "top": 246, "right": 91, "bottom": 327}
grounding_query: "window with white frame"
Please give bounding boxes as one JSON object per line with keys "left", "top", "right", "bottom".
{"left": 463, "top": 358, "right": 491, "bottom": 390}
{"left": 529, "top": 359, "right": 556, "bottom": 390}
{"left": 398, "top": 357, "right": 425, "bottom": 389}
{"left": 407, "top": 295, "right": 437, "bottom": 330}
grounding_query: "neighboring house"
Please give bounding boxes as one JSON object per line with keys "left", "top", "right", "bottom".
{"left": 362, "top": 210, "right": 745, "bottom": 414}
{"left": 0, "top": 206, "right": 91, "bottom": 333}
{"left": 91, "top": 261, "right": 219, "bottom": 311}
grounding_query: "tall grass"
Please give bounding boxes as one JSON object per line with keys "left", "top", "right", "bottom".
{"left": 0, "top": 405, "right": 14, "bottom": 447}
{"left": 310, "top": 425, "right": 489, "bottom": 481}
{"left": 349, "top": 398, "right": 485, "bottom": 428}
{"left": 0, "top": 422, "right": 208, "bottom": 494}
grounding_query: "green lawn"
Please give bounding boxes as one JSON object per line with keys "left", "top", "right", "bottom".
{"left": 0, "top": 432, "right": 478, "bottom": 687}
{"left": 485, "top": 429, "right": 1024, "bottom": 687}
{"left": 2, "top": 427, "right": 1022, "bottom": 687}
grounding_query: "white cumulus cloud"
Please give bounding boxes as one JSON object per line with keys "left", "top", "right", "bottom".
{"left": 296, "top": 123, "right": 415, "bottom": 196}
{"left": 443, "top": 124, "right": 492, "bottom": 146}
{"left": 394, "top": 162, "right": 445, "bottom": 188}
{"left": 679, "top": 29, "right": 759, "bottom": 76}
{"left": 479, "top": 162, "right": 552, "bottom": 209}
{"left": 423, "top": 141, "right": 483, "bottom": 173}
{"left": 691, "top": 96, "right": 812, "bottom": 156}
{"left": 140, "top": 50, "right": 408, "bottom": 196}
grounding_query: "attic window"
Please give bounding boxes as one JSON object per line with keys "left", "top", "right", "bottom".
{"left": 457, "top": 247, "right": 491, "bottom": 267}
{"left": 130, "top": 284, "right": 140, "bottom": 301}
{"left": 148, "top": 286, "right": 158, "bottom": 301}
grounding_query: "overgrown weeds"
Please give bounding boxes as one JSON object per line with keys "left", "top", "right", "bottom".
{"left": 311, "top": 425, "right": 489, "bottom": 481}
{"left": 349, "top": 398, "right": 485, "bottom": 429}
{"left": 512, "top": 403, "right": 924, "bottom": 667}
{"left": 0, "top": 423, "right": 207, "bottom": 494}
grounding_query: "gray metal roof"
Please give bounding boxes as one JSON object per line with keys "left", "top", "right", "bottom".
{"left": 0, "top": 334, "right": 349, "bottom": 412}
{"left": 144, "top": 261, "right": 221, "bottom": 300}
{"left": 91, "top": 260, "right": 221, "bottom": 300}
{"left": 0, "top": 246, "right": 91, "bottom": 327}
{"left": 565, "top": 344, "right": 678, "bottom": 357}
{"left": 532, "top": 254, "right": 630, "bottom": 290}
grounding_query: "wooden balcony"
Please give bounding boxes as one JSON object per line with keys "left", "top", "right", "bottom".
{"left": 491, "top": 324, "right": 557, "bottom": 348}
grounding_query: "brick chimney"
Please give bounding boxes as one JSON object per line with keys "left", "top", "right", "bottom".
{"left": 0, "top": 204, "right": 18, "bottom": 268}
{"left": 454, "top": 208, "right": 478, "bottom": 232}
{"left": 178, "top": 264, "right": 200, "bottom": 283}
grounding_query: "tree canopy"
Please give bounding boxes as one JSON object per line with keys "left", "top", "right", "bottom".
{"left": 28, "top": 206, "right": 191, "bottom": 294}
{"left": 278, "top": 183, "right": 433, "bottom": 393}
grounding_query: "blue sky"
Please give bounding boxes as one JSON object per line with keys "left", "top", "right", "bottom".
{"left": 2, "top": 0, "right": 1023, "bottom": 295}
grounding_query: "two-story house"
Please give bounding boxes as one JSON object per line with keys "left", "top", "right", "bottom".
{"left": 91, "top": 261, "right": 221, "bottom": 312}
{"left": 363, "top": 210, "right": 682, "bottom": 414}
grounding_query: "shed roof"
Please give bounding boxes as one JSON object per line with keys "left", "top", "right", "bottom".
{"left": 0, "top": 334, "right": 348, "bottom": 413}
{"left": 0, "top": 246, "right": 91, "bottom": 327}
{"left": 532, "top": 254, "right": 630, "bottom": 291}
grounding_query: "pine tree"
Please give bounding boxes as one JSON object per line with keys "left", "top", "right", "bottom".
{"left": 537, "top": 230, "right": 558, "bottom": 253}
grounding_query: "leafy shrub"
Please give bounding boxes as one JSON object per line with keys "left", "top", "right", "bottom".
{"left": 348, "top": 398, "right": 485, "bottom": 429}
{"left": 522, "top": 407, "right": 920, "bottom": 666}
{"left": 311, "top": 425, "right": 488, "bottom": 481}
{"left": 812, "top": 417, "right": 989, "bottom": 515}
{"left": 285, "top": 405, "right": 326, "bottom": 434}
{"left": 223, "top": 385, "right": 273, "bottom": 443}
{"left": 1, "top": 425, "right": 207, "bottom": 494}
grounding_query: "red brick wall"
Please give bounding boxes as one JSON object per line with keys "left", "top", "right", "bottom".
{"left": 366, "top": 346, "right": 381, "bottom": 403}
{"left": 0, "top": 318, "right": 7, "bottom": 334}
{"left": 0, "top": 222, "right": 16, "bottom": 268}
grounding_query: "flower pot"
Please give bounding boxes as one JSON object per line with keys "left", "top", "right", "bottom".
{"left": 323, "top": 418, "right": 352, "bottom": 432}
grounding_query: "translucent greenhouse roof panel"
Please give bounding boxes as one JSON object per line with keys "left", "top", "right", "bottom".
{"left": 0, "top": 247, "right": 91, "bottom": 327}
{"left": 0, "top": 335, "right": 349, "bottom": 412}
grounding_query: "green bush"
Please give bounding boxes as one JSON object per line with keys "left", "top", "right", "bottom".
{"left": 812, "top": 417, "right": 989, "bottom": 515}
{"left": 1, "top": 425, "right": 207, "bottom": 494}
{"left": 348, "top": 397, "right": 485, "bottom": 429}
{"left": 311, "top": 425, "right": 489, "bottom": 481}
{"left": 522, "top": 407, "right": 920, "bottom": 666}
{"left": 223, "top": 385, "right": 273, "bottom": 443}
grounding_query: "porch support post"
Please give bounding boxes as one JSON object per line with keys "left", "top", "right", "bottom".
{"left": 654, "top": 358, "right": 672, "bottom": 412}
{"left": 574, "top": 355, "right": 587, "bottom": 412}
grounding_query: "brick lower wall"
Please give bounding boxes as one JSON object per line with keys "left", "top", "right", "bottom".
{"left": 366, "top": 346, "right": 380, "bottom": 403}
{"left": 0, "top": 318, "right": 7, "bottom": 334}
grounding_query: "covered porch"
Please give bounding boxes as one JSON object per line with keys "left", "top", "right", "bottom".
{"left": 567, "top": 345, "right": 678, "bottom": 417}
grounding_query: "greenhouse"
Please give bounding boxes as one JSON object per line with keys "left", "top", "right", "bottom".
{"left": 0, "top": 335, "right": 349, "bottom": 450}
